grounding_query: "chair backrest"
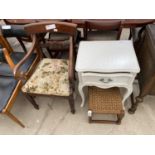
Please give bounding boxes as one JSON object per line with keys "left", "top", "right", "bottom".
{"left": 24, "top": 21, "right": 77, "bottom": 37}
{"left": 24, "top": 21, "right": 77, "bottom": 51}
{"left": 86, "top": 20, "right": 122, "bottom": 40}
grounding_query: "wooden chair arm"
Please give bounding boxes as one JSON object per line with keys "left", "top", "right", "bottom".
{"left": 13, "top": 35, "right": 37, "bottom": 79}
{"left": 2, "top": 48, "right": 15, "bottom": 70}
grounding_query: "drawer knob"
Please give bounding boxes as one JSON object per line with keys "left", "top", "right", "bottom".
{"left": 99, "top": 78, "right": 113, "bottom": 83}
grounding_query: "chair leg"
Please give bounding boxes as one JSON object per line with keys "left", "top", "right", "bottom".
{"left": 128, "top": 28, "right": 132, "bottom": 40}
{"left": 128, "top": 96, "right": 143, "bottom": 114}
{"left": 4, "top": 111, "right": 25, "bottom": 128}
{"left": 23, "top": 93, "right": 39, "bottom": 110}
{"left": 16, "top": 37, "right": 27, "bottom": 53}
{"left": 68, "top": 94, "right": 75, "bottom": 114}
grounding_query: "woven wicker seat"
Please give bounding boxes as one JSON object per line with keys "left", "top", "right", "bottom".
{"left": 88, "top": 87, "right": 125, "bottom": 124}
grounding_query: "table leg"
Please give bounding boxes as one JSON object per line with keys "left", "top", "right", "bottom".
{"left": 122, "top": 85, "right": 133, "bottom": 105}
{"left": 78, "top": 85, "right": 85, "bottom": 107}
{"left": 128, "top": 96, "right": 144, "bottom": 114}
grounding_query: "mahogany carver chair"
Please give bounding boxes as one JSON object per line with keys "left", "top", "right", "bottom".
{"left": 21, "top": 21, "right": 77, "bottom": 114}
{"left": 85, "top": 20, "right": 122, "bottom": 40}
{"left": 0, "top": 47, "right": 39, "bottom": 128}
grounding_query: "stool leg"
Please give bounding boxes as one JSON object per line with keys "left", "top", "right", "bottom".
{"left": 88, "top": 116, "right": 92, "bottom": 123}
{"left": 116, "top": 110, "right": 125, "bottom": 125}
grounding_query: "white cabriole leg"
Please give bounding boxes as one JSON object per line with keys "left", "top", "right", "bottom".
{"left": 77, "top": 72, "right": 85, "bottom": 107}
{"left": 78, "top": 85, "right": 85, "bottom": 107}
{"left": 121, "top": 73, "right": 135, "bottom": 105}
{"left": 122, "top": 86, "right": 133, "bottom": 104}
{"left": 122, "top": 74, "right": 136, "bottom": 104}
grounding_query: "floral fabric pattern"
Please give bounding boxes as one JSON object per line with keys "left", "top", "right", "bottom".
{"left": 22, "top": 58, "right": 70, "bottom": 96}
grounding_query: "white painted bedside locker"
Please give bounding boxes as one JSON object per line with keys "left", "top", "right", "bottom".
{"left": 75, "top": 40, "right": 140, "bottom": 110}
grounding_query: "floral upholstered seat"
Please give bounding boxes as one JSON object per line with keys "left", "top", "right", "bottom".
{"left": 22, "top": 58, "right": 70, "bottom": 96}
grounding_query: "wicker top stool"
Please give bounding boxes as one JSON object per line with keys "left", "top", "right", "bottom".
{"left": 88, "top": 87, "right": 125, "bottom": 124}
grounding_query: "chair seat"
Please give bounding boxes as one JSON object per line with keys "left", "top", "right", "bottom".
{"left": 0, "top": 77, "right": 18, "bottom": 112}
{"left": 0, "top": 52, "right": 36, "bottom": 77}
{"left": 22, "top": 58, "right": 70, "bottom": 96}
{"left": 87, "top": 30, "right": 118, "bottom": 40}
